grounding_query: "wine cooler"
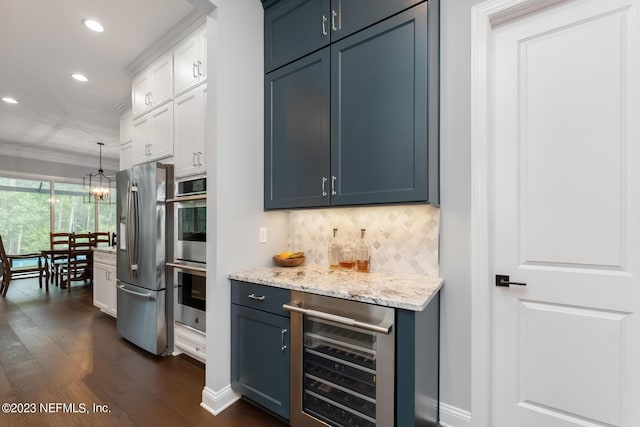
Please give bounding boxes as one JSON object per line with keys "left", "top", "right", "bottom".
{"left": 284, "top": 291, "right": 395, "bottom": 427}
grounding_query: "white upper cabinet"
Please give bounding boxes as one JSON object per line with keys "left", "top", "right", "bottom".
{"left": 120, "top": 108, "right": 133, "bottom": 171}
{"left": 173, "top": 27, "right": 207, "bottom": 97}
{"left": 132, "top": 52, "right": 174, "bottom": 119}
{"left": 133, "top": 102, "right": 174, "bottom": 165}
{"left": 174, "top": 84, "right": 207, "bottom": 177}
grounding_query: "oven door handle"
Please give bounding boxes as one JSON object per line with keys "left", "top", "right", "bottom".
{"left": 282, "top": 304, "right": 392, "bottom": 334}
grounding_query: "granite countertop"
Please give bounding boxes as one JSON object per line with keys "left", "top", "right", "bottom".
{"left": 93, "top": 246, "right": 117, "bottom": 254}
{"left": 229, "top": 265, "right": 443, "bottom": 311}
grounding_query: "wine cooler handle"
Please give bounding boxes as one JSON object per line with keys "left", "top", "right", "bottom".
{"left": 281, "top": 329, "right": 287, "bottom": 352}
{"left": 282, "top": 304, "right": 392, "bottom": 334}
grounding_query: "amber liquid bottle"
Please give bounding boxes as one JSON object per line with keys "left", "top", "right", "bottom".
{"left": 327, "top": 228, "right": 341, "bottom": 269}
{"left": 355, "top": 228, "right": 371, "bottom": 272}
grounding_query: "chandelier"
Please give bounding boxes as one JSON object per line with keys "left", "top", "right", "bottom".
{"left": 83, "top": 142, "right": 114, "bottom": 204}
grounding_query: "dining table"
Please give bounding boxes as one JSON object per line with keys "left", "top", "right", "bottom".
{"left": 40, "top": 248, "right": 94, "bottom": 290}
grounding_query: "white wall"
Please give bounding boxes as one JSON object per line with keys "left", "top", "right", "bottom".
{"left": 439, "top": 0, "right": 485, "bottom": 423}
{"left": 202, "top": 0, "right": 289, "bottom": 414}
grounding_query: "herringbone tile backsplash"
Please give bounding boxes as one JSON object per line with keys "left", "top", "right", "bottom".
{"left": 288, "top": 205, "right": 440, "bottom": 276}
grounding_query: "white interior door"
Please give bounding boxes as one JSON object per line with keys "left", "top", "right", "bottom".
{"left": 490, "top": 0, "right": 640, "bottom": 426}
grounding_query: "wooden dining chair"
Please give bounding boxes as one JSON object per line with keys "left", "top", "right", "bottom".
{"left": 91, "top": 231, "right": 111, "bottom": 247}
{"left": 60, "top": 233, "right": 95, "bottom": 291}
{"left": 0, "top": 234, "right": 47, "bottom": 297}
{"left": 49, "top": 232, "right": 70, "bottom": 287}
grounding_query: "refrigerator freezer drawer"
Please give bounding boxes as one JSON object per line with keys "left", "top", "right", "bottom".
{"left": 116, "top": 281, "right": 167, "bottom": 355}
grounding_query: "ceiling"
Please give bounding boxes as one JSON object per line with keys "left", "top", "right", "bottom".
{"left": 0, "top": 0, "right": 201, "bottom": 165}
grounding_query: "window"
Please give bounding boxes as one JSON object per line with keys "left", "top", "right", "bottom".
{"left": 0, "top": 175, "right": 116, "bottom": 256}
{"left": 0, "top": 177, "right": 51, "bottom": 254}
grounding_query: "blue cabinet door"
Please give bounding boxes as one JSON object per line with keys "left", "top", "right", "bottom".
{"left": 330, "top": 2, "right": 434, "bottom": 205}
{"left": 330, "top": 0, "right": 424, "bottom": 42}
{"left": 265, "top": 48, "right": 331, "bottom": 210}
{"left": 265, "top": 0, "right": 330, "bottom": 72}
{"left": 231, "top": 304, "right": 290, "bottom": 420}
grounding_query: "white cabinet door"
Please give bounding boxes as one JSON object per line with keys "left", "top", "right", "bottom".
{"left": 198, "top": 28, "right": 207, "bottom": 84}
{"left": 93, "top": 263, "right": 110, "bottom": 314}
{"left": 150, "top": 102, "right": 173, "bottom": 161}
{"left": 132, "top": 115, "right": 151, "bottom": 165}
{"left": 149, "top": 52, "right": 173, "bottom": 110}
{"left": 106, "top": 267, "right": 117, "bottom": 317}
{"left": 174, "top": 32, "right": 200, "bottom": 97}
{"left": 120, "top": 109, "right": 133, "bottom": 144}
{"left": 120, "top": 141, "right": 133, "bottom": 171}
{"left": 132, "top": 73, "right": 151, "bottom": 118}
{"left": 174, "top": 87, "right": 200, "bottom": 177}
{"left": 174, "top": 27, "right": 207, "bottom": 97}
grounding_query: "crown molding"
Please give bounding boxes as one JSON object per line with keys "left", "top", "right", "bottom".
{"left": 0, "top": 141, "right": 119, "bottom": 172}
{"left": 114, "top": 96, "right": 132, "bottom": 113}
{"left": 124, "top": 7, "right": 212, "bottom": 77}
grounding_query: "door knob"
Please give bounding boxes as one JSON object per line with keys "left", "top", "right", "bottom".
{"left": 495, "top": 274, "right": 526, "bottom": 287}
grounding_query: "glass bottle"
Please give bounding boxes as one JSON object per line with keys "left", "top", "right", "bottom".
{"left": 355, "top": 228, "right": 371, "bottom": 272}
{"left": 328, "top": 228, "right": 341, "bottom": 269}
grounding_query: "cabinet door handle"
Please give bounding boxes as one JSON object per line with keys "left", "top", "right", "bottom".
{"left": 197, "top": 151, "right": 202, "bottom": 166}
{"left": 322, "top": 15, "right": 328, "bottom": 36}
{"left": 193, "top": 62, "right": 198, "bottom": 78}
{"left": 148, "top": 92, "right": 152, "bottom": 105}
{"left": 331, "top": 10, "right": 338, "bottom": 32}
{"left": 321, "top": 177, "right": 328, "bottom": 197}
{"left": 248, "top": 293, "right": 266, "bottom": 301}
{"left": 331, "top": 175, "right": 337, "bottom": 196}
{"left": 193, "top": 152, "right": 197, "bottom": 166}
{"left": 197, "top": 60, "right": 203, "bottom": 76}
{"left": 281, "top": 329, "right": 287, "bottom": 352}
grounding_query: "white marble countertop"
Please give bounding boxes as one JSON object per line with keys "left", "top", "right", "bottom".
{"left": 93, "top": 246, "right": 117, "bottom": 254}
{"left": 229, "top": 266, "right": 443, "bottom": 311}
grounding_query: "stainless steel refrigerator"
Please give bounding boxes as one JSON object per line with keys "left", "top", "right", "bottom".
{"left": 116, "top": 162, "right": 173, "bottom": 355}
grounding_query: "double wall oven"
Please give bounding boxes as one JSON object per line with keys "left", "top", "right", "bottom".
{"left": 167, "top": 177, "right": 207, "bottom": 333}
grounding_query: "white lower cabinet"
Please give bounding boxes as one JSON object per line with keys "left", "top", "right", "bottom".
{"left": 93, "top": 250, "right": 117, "bottom": 317}
{"left": 173, "top": 322, "right": 206, "bottom": 363}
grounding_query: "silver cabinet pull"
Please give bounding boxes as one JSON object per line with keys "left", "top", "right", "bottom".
{"left": 148, "top": 92, "right": 152, "bottom": 105}
{"left": 331, "top": 175, "right": 337, "bottom": 196}
{"left": 197, "top": 60, "right": 203, "bottom": 76}
{"left": 192, "top": 152, "right": 197, "bottom": 166}
{"left": 281, "top": 329, "right": 287, "bottom": 352}
{"left": 193, "top": 62, "right": 198, "bottom": 78}
{"left": 331, "top": 10, "right": 338, "bottom": 32}
{"left": 248, "top": 293, "right": 266, "bottom": 301}
{"left": 322, "top": 15, "right": 328, "bottom": 36}
{"left": 197, "top": 151, "right": 203, "bottom": 166}
{"left": 321, "top": 177, "right": 328, "bottom": 197}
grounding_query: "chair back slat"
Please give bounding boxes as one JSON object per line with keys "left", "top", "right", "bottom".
{"left": 50, "top": 232, "right": 70, "bottom": 250}
{"left": 91, "top": 232, "right": 110, "bottom": 247}
{"left": 70, "top": 233, "right": 95, "bottom": 251}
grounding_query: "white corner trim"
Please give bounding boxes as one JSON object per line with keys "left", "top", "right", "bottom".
{"left": 200, "top": 385, "right": 241, "bottom": 416}
{"left": 440, "top": 403, "right": 472, "bottom": 427}
{"left": 470, "top": 1, "right": 570, "bottom": 426}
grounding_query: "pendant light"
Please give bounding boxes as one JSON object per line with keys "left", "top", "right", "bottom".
{"left": 83, "top": 142, "right": 114, "bottom": 204}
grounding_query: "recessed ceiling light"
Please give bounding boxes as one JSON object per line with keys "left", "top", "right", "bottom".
{"left": 82, "top": 19, "right": 104, "bottom": 33}
{"left": 71, "top": 73, "right": 89, "bottom": 82}
{"left": 2, "top": 97, "right": 18, "bottom": 104}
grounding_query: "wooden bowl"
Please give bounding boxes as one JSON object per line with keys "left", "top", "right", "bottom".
{"left": 273, "top": 255, "right": 305, "bottom": 267}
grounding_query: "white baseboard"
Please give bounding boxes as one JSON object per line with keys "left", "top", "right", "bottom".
{"left": 200, "top": 385, "right": 241, "bottom": 415}
{"left": 440, "top": 402, "right": 472, "bottom": 427}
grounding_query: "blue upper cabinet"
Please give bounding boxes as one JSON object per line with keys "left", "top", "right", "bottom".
{"left": 264, "top": 0, "right": 439, "bottom": 209}
{"left": 264, "top": 0, "right": 424, "bottom": 73}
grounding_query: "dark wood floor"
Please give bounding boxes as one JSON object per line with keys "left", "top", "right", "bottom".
{"left": 0, "top": 278, "right": 288, "bottom": 427}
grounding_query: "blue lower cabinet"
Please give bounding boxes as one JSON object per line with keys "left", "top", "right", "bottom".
{"left": 231, "top": 303, "right": 290, "bottom": 420}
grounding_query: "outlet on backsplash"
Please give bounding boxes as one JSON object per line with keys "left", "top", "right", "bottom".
{"left": 288, "top": 205, "right": 440, "bottom": 276}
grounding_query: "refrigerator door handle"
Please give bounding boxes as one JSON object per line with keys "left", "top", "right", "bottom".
{"left": 131, "top": 183, "right": 140, "bottom": 271}
{"left": 117, "top": 284, "right": 155, "bottom": 300}
{"left": 127, "top": 182, "right": 139, "bottom": 273}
